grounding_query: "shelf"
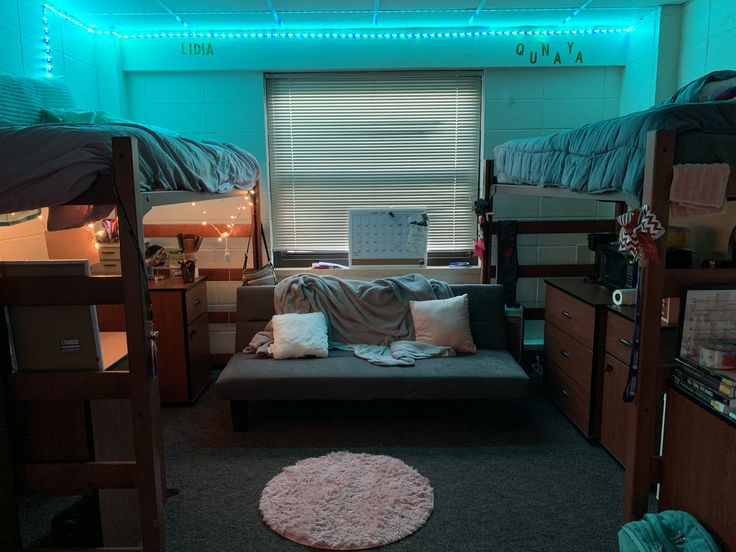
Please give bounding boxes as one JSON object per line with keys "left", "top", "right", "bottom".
{"left": 9, "top": 371, "right": 130, "bottom": 401}
{"left": 21, "top": 461, "right": 138, "bottom": 494}
{"left": 0, "top": 275, "right": 124, "bottom": 306}
{"left": 663, "top": 268, "right": 736, "bottom": 298}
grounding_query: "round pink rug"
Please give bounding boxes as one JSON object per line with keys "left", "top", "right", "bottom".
{"left": 260, "top": 451, "right": 434, "bottom": 550}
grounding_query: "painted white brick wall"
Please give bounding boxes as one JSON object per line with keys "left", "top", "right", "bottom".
{"left": 128, "top": 71, "right": 268, "bottom": 355}
{"left": 671, "top": 0, "right": 736, "bottom": 265}
{"left": 484, "top": 67, "right": 619, "bottom": 308}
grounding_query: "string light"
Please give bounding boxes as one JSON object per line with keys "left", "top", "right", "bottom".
{"left": 196, "top": 198, "right": 252, "bottom": 264}
{"left": 42, "top": 7, "right": 52, "bottom": 78}
{"left": 85, "top": 222, "right": 101, "bottom": 249}
{"left": 42, "top": 2, "right": 634, "bottom": 45}
{"left": 119, "top": 27, "right": 633, "bottom": 39}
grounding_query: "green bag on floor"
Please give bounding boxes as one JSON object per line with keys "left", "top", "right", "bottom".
{"left": 618, "top": 510, "right": 720, "bottom": 552}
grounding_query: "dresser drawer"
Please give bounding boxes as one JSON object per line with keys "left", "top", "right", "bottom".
{"left": 98, "top": 244, "right": 121, "bottom": 261}
{"left": 544, "top": 321, "right": 593, "bottom": 391}
{"left": 91, "top": 261, "right": 121, "bottom": 275}
{"left": 600, "top": 353, "right": 633, "bottom": 465}
{"left": 605, "top": 311, "right": 635, "bottom": 365}
{"left": 185, "top": 282, "right": 208, "bottom": 324}
{"left": 545, "top": 360, "right": 591, "bottom": 435}
{"left": 545, "top": 285, "right": 595, "bottom": 349}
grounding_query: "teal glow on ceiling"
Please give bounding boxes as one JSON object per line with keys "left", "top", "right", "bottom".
{"left": 44, "top": 0, "right": 675, "bottom": 34}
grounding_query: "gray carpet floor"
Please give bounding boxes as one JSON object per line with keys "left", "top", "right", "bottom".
{"left": 158, "top": 383, "right": 625, "bottom": 552}
{"left": 19, "top": 383, "right": 625, "bottom": 551}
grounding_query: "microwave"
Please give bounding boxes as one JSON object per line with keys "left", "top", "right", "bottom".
{"left": 595, "top": 243, "right": 638, "bottom": 289}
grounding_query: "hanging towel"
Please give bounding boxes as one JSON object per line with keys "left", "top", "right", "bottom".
{"left": 670, "top": 163, "right": 730, "bottom": 217}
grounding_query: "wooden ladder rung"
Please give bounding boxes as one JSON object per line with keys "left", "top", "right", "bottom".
{"left": 21, "top": 461, "right": 137, "bottom": 494}
{"left": 10, "top": 371, "right": 130, "bottom": 401}
{"left": 26, "top": 546, "right": 143, "bottom": 552}
{"left": 0, "top": 276, "right": 124, "bottom": 306}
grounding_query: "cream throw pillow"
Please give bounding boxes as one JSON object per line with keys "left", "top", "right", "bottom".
{"left": 268, "top": 312, "right": 329, "bottom": 359}
{"left": 410, "top": 294, "right": 477, "bottom": 353}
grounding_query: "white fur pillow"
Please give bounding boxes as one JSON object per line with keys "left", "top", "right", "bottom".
{"left": 268, "top": 312, "right": 329, "bottom": 359}
{"left": 410, "top": 294, "right": 477, "bottom": 353}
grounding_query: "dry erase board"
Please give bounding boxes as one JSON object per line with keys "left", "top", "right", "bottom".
{"left": 348, "top": 208, "right": 429, "bottom": 266}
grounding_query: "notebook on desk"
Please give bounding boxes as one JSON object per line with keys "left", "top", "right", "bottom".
{"left": 0, "top": 260, "right": 126, "bottom": 371}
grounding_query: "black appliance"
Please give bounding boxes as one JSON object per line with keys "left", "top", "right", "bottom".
{"left": 594, "top": 242, "right": 638, "bottom": 289}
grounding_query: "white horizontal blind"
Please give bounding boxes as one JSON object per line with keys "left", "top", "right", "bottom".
{"left": 266, "top": 72, "right": 481, "bottom": 253}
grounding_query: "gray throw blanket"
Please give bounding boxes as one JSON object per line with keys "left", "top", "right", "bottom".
{"left": 247, "top": 273, "right": 456, "bottom": 365}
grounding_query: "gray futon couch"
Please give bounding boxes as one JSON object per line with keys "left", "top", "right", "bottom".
{"left": 216, "top": 284, "right": 529, "bottom": 430}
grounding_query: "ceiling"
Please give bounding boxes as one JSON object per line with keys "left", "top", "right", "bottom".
{"left": 51, "top": 0, "right": 690, "bottom": 34}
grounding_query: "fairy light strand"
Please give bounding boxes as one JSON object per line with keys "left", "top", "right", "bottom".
{"left": 195, "top": 191, "right": 255, "bottom": 264}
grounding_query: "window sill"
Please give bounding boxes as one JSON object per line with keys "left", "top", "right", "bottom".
{"left": 275, "top": 266, "right": 480, "bottom": 284}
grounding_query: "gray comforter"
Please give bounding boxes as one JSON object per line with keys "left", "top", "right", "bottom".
{"left": 0, "top": 122, "right": 259, "bottom": 216}
{"left": 248, "top": 273, "right": 457, "bottom": 366}
{"left": 493, "top": 101, "right": 736, "bottom": 198}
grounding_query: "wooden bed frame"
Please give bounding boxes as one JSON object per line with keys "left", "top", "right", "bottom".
{"left": 483, "top": 129, "right": 736, "bottom": 530}
{"left": 0, "top": 136, "right": 261, "bottom": 552}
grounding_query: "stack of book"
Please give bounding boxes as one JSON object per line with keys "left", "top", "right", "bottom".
{"left": 673, "top": 357, "right": 736, "bottom": 422}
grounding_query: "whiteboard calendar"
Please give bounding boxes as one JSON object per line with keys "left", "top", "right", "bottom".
{"left": 679, "top": 287, "right": 736, "bottom": 361}
{"left": 348, "top": 208, "right": 429, "bottom": 266}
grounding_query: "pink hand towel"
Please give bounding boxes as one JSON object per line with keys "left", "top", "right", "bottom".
{"left": 670, "top": 163, "right": 730, "bottom": 217}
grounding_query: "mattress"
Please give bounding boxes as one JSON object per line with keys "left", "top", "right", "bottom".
{"left": 0, "top": 122, "right": 259, "bottom": 220}
{"left": 493, "top": 102, "right": 736, "bottom": 199}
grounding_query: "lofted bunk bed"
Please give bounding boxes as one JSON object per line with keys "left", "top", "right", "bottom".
{"left": 483, "top": 70, "right": 736, "bottom": 544}
{"left": 0, "top": 76, "right": 261, "bottom": 552}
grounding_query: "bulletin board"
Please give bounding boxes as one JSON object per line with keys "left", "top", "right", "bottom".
{"left": 348, "top": 208, "right": 429, "bottom": 266}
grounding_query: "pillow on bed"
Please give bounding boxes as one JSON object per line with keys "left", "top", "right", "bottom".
{"left": 268, "top": 312, "right": 329, "bottom": 359}
{"left": 0, "top": 73, "right": 43, "bottom": 125}
{"left": 410, "top": 294, "right": 476, "bottom": 354}
{"left": 40, "top": 108, "right": 105, "bottom": 124}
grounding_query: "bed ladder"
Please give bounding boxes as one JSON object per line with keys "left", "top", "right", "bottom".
{"left": 0, "top": 138, "right": 166, "bottom": 551}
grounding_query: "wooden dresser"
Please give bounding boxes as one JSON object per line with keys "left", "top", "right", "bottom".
{"left": 97, "top": 276, "right": 211, "bottom": 403}
{"left": 149, "top": 277, "right": 211, "bottom": 403}
{"left": 543, "top": 278, "right": 612, "bottom": 437}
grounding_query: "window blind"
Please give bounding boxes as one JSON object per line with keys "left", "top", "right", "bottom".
{"left": 266, "top": 71, "right": 482, "bottom": 255}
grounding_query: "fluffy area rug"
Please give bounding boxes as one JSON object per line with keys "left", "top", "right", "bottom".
{"left": 260, "top": 451, "right": 434, "bottom": 550}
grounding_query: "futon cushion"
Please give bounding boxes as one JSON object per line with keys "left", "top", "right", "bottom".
{"left": 216, "top": 349, "right": 528, "bottom": 401}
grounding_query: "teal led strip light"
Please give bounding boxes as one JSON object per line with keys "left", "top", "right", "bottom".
{"left": 118, "top": 28, "right": 633, "bottom": 39}
{"left": 42, "top": 6, "right": 52, "bottom": 77}
{"left": 43, "top": 3, "right": 633, "bottom": 40}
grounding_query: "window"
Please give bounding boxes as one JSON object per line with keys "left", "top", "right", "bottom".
{"left": 266, "top": 71, "right": 482, "bottom": 265}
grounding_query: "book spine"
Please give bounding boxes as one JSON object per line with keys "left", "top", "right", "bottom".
{"left": 675, "top": 358, "right": 736, "bottom": 397}
{"left": 673, "top": 376, "right": 735, "bottom": 414}
{"left": 673, "top": 368, "right": 736, "bottom": 405}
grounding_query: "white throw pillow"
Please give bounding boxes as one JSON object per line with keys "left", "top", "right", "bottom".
{"left": 269, "top": 312, "right": 329, "bottom": 359}
{"left": 410, "top": 294, "right": 477, "bottom": 354}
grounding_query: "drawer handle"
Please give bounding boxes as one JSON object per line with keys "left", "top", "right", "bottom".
{"left": 559, "top": 387, "right": 569, "bottom": 398}
{"left": 560, "top": 350, "right": 570, "bottom": 359}
{"left": 605, "top": 363, "right": 613, "bottom": 373}
{"left": 193, "top": 298, "right": 201, "bottom": 305}
{"left": 561, "top": 310, "right": 573, "bottom": 319}
{"left": 618, "top": 337, "right": 633, "bottom": 349}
